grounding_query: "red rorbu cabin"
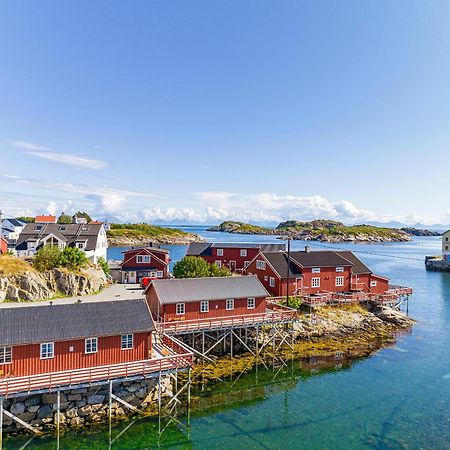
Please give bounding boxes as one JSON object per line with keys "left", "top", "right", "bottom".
{"left": 244, "top": 247, "right": 390, "bottom": 297}
{"left": 120, "top": 245, "right": 170, "bottom": 284}
{"left": 0, "top": 298, "right": 154, "bottom": 379}
{"left": 186, "top": 242, "right": 286, "bottom": 273}
{"left": 0, "top": 237, "right": 7, "bottom": 254}
{"left": 145, "top": 275, "right": 269, "bottom": 322}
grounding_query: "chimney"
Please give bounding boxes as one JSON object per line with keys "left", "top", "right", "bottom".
{"left": 305, "top": 245, "right": 310, "bottom": 253}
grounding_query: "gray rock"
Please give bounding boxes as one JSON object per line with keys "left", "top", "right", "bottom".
{"left": 126, "top": 383, "right": 140, "bottom": 393}
{"left": 27, "top": 405, "right": 40, "bottom": 413}
{"left": 68, "top": 394, "right": 82, "bottom": 402}
{"left": 37, "top": 404, "right": 53, "bottom": 419}
{"left": 10, "top": 402, "right": 25, "bottom": 415}
{"left": 24, "top": 396, "right": 41, "bottom": 408}
{"left": 87, "top": 394, "right": 105, "bottom": 405}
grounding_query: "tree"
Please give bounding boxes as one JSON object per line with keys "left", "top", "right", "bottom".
{"left": 72, "top": 211, "right": 92, "bottom": 223}
{"left": 173, "top": 256, "right": 232, "bottom": 278}
{"left": 58, "top": 247, "right": 88, "bottom": 270}
{"left": 33, "top": 246, "right": 62, "bottom": 271}
{"left": 16, "top": 216, "right": 35, "bottom": 223}
{"left": 58, "top": 212, "right": 72, "bottom": 224}
{"left": 98, "top": 257, "right": 110, "bottom": 275}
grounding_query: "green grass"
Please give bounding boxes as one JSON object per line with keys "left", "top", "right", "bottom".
{"left": 107, "top": 223, "right": 192, "bottom": 238}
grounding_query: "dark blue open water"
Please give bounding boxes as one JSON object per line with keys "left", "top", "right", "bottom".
{"left": 7, "top": 228, "right": 450, "bottom": 449}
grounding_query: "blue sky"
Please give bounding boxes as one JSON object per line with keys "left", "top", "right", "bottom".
{"left": 1, "top": 0, "right": 450, "bottom": 225}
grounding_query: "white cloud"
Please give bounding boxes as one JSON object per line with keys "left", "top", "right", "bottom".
{"left": 10, "top": 140, "right": 108, "bottom": 170}
{"left": 46, "top": 201, "right": 58, "bottom": 216}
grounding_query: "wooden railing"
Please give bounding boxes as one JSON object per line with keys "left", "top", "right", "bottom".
{"left": 0, "top": 352, "right": 193, "bottom": 398}
{"left": 157, "top": 307, "right": 297, "bottom": 333}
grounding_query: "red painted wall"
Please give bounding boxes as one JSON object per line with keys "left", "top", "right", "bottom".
{"left": 200, "top": 247, "right": 262, "bottom": 272}
{"left": 0, "top": 332, "right": 151, "bottom": 378}
{"left": 301, "top": 267, "right": 352, "bottom": 294}
{"left": 244, "top": 257, "right": 282, "bottom": 296}
{"left": 122, "top": 248, "right": 169, "bottom": 277}
{"left": 0, "top": 238, "right": 7, "bottom": 254}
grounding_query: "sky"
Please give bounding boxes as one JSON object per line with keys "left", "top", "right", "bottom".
{"left": 1, "top": 0, "right": 450, "bottom": 226}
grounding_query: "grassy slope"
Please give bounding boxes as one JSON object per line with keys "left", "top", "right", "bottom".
{"left": 107, "top": 223, "right": 194, "bottom": 239}
{"left": 0, "top": 255, "right": 35, "bottom": 276}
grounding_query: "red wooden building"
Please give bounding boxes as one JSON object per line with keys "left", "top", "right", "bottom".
{"left": 244, "top": 247, "right": 390, "bottom": 297}
{"left": 186, "top": 242, "right": 286, "bottom": 272}
{"left": 0, "top": 298, "right": 154, "bottom": 378}
{"left": 145, "top": 275, "right": 269, "bottom": 322}
{"left": 0, "top": 236, "right": 7, "bottom": 254}
{"left": 120, "top": 245, "right": 170, "bottom": 283}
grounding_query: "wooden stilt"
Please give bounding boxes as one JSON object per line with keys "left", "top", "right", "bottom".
{"left": 158, "top": 371, "right": 162, "bottom": 435}
{"left": 230, "top": 328, "right": 234, "bottom": 358}
{"left": 0, "top": 398, "right": 3, "bottom": 450}
{"left": 56, "top": 390, "right": 61, "bottom": 449}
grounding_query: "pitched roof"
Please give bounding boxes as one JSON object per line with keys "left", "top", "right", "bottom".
{"left": 35, "top": 215, "right": 57, "bottom": 223}
{"left": 186, "top": 242, "right": 285, "bottom": 256}
{"left": 261, "top": 252, "right": 301, "bottom": 278}
{"left": 288, "top": 251, "right": 354, "bottom": 269}
{"left": 16, "top": 223, "right": 104, "bottom": 252}
{"left": 149, "top": 275, "right": 269, "bottom": 304}
{"left": 3, "top": 218, "right": 25, "bottom": 227}
{"left": 0, "top": 298, "right": 153, "bottom": 346}
{"left": 335, "top": 251, "right": 372, "bottom": 274}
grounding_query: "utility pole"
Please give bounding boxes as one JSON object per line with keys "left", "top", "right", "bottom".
{"left": 286, "top": 237, "right": 291, "bottom": 308}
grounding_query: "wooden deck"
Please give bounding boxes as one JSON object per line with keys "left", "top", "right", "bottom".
{"left": 0, "top": 335, "right": 193, "bottom": 398}
{"left": 156, "top": 303, "right": 297, "bottom": 334}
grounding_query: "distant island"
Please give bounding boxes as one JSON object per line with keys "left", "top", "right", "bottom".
{"left": 107, "top": 223, "right": 204, "bottom": 246}
{"left": 208, "top": 220, "right": 440, "bottom": 242}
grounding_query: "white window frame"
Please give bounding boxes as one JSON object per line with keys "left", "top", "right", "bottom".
{"left": 156, "top": 270, "right": 164, "bottom": 278}
{"left": 247, "top": 297, "right": 255, "bottom": 309}
{"left": 0, "top": 346, "right": 12, "bottom": 364}
{"left": 216, "top": 248, "right": 223, "bottom": 256}
{"left": 85, "top": 337, "right": 98, "bottom": 354}
{"left": 311, "top": 277, "right": 321, "bottom": 288}
{"left": 40, "top": 342, "right": 54, "bottom": 359}
{"left": 137, "top": 255, "right": 151, "bottom": 264}
{"left": 200, "top": 300, "right": 209, "bottom": 313}
{"left": 269, "top": 277, "right": 275, "bottom": 287}
{"left": 226, "top": 298, "right": 234, "bottom": 310}
{"left": 240, "top": 249, "right": 247, "bottom": 257}
{"left": 336, "top": 267, "right": 344, "bottom": 272}
{"left": 76, "top": 242, "right": 85, "bottom": 249}
{"left": 335, "top": 276, "right": 344, "bottom": 287}
{"left": 121, "top": 334, "right": 134, "bottom": 350}
{"left": 256, "top": 260, "right": 266, "bottom": 270}
{"left": 176, "top": 303, "right": 185, "bottom": 315}
{"left": 370, "top": 281, "right": 377, "bottom": 287}
{"left": 312, "top": 267, "right": 321, "bottom": 274}
{"left": 215, "top": 260, "right": 222, "bottom": 268}
{"left": 244, "top": 261, "right": 251, "bottom": 269}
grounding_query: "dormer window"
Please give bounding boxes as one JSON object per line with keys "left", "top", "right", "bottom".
{"left": 34, "top": 225, "right": 43, "bottom": 231}
{"left": 58, "top": 226, "right": 66, "bottom": 231}
{"left": 76, "top": 242, "right": 85, "bottom": 249}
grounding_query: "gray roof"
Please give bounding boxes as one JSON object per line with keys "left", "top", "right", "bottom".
{"left": 0, "top": 299, "right": 153, "bottom": 346}
{"left": 261, "top": 252, "right": 301, "bottom": 278}
{"left": 3, "top": 218, "right": 25, "bottom": 227}
{"left": 289, "top": 251, "right": 354, "bottom": 269}
{"left": 335, "top": 251, "right": 372, "bottom": 274}
{"left": 149, "top": 275, "right": 269, "bottom": 304}
{"left": 16, "top": 223, "right": 103, "bottom": 252}
{"left": 186, "top": 242, "right": 285, "bottom": 256}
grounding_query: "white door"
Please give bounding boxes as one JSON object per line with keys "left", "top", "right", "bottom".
{"left": 129, "top": 271, "right": 136, "bottom": 283}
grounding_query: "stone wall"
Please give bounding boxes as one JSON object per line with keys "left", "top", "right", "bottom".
{"left": 425, "top": 256, "right": 450, "bottom": 272}
{"left": 1, "top": 376, "right": 173, "bottom": 434}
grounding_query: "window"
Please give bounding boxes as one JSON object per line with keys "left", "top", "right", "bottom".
{"left": 137, "top": 255, "right": 151, "bottom": 263}
{"left": 269, "top": 277, "right": 275, "bottom": 287}
{"left": 121, "top": 334, "right": 133, "bottom": 350}
{"left": 264, "top": 275, "right": 268, "bottom": 281}
{"left": 446, "top": 246, "right": 449, "bottom": 251}
{"left": 311, "top": 277, "right": 320, "bottom": 288}
{"left": 0, "top": 346, "right": 12, "bottom": 364}
{"left": 240, "top": 249, "right": 247, "bottom": 257}
{"left": 200, "top": 300, "right": 209, "bottom": 313}
{"left": 176, "top": 303, "right": 185, "bottom": 315}
{"left": 256, "top": 260, "right": 266, "bottom": 270}
{"left": 156, "top": 270, "right": 163, "bottom": 278}
{"left": 247, "top": 297, "right": 255, "bottom": 309}
{"left": 446, "top": 237, "right": 449, "bottom": 242}
{"left": 40, "top": 342, "right": 54, "bottom": 359}
{"left": 216, "top": 248, "right": 223, "bottom": 256}
{"left": 244, "top": 261, "right": 251, "bottom": 269}
{"left": 215, "top": 260, "right": 222, "bottom": 268}
{"left": 226, "top": 299, "right": 234, "bottom": 310}
{"left": 76, "top": 242, "right": 85, "bottom": 249}
{"left": 34, "top": 225, "right": 43, "bottom": 231}
{"left": 312, "top": 268, "right": 321, "bottom": 274}
{"left": 335, "top": 276, "right": 344, "bottom": 287}
{"left": 85, "top": 337, "right": 98, "bottom": 354}
{"left": 370, "top": 281, "right": 377, "bottom": 287}
{"left": 336, "top": 267, "right": 344, "bottom": 272}
{"left": 58, "top": 226, "right": 66, "bottom": 231}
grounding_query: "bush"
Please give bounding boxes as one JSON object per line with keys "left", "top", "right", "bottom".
{"left": 173, "top": 256, "right": 233, "bottom": 278}
{"left": 33, "top": 246, "right": 62, "bottom": 271}
{"left": 33, "top": 246, "right": 88, "bottom": 271}
{"left": 98, "top": 256, "right": 110, "bottom": 275}
{"left": 57, "top": 213, "right": 72, "bottom": 224}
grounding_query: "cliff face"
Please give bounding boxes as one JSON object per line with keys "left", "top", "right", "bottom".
{"left": 0, "top": 267, "right": 108, "bottom": 302}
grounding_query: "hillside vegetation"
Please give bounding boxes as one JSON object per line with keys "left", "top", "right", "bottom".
{"left": 107, "top": 223, "right": 204, "bottom": 245}
{"left": 207, "top": 221, "right": 275, "bottom": 234}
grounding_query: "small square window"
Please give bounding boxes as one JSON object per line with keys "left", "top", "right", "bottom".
{"left": 215, "top": 260, "right": 222, "bottom": 268}
{"left": 121, "top": 334, "right": 133, "bottom": 350}
{"left": 247, "top": 298, "right": 255, "bottom": 309}
{"left": 226, "top": 299, "right": 234, "bottom": 310}
{"left": 269, "top": 277, "right": 275, "bottom": 287}
{"left": 85, "top": 337, "right": 98, "bottom": 354}
{"left": 256, "top": 260, "right": 266, "bottom": 270}
{"left": 312, "top": 268, "right": 321, "bottom": 274}
{"left": 156, "top": 270, "right": 163, "bottom": 278}
{"left": 0, "top": 346, "right": 12, "bottom": 364}
{"left": 200, "top": 300, "right": 209, "bottom": 313}
{"left": 336, "top": 276, "right": 344, "bottom": 287}
{"left": 176, "top": 303, "right": 185, "bottom": 315}
{"left": 244, "top": 261, "right": 250, "bottom": 269}
{"left": 370, "top": 281, "right": 377, "bottom": 287}
{"left": 216, "top": 249, "right": 223, "bottom": 256}
{"left": 311, "top": 277, "right": 320, "bottom": 288}
{"left": 336, "top": 267, "right": 344, "bottom": 272}
{"left": 240, "top": 249, "right": 247, "bottom": 257}
{"left": 40, "top": 342, "right": 54, "bottom": 359}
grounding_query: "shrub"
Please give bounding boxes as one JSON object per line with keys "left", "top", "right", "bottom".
{"left": 98, "top": 256, "right": 110, "bottom": 275}
{"left": 58, "top": 247, "right": 88, "bottom": 270}
{"left": 57, "top": 213, "right": 72, "bottom": 224}
{"left": 33, "top": 246, "right": 62, "bottom": 271}
{"left": 173, "top": 256, "right": 233, "bottom": 278}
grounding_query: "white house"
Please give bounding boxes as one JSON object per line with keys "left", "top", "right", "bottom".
{"left": 15, "top": 222, "right": 108, "bottom": 262}
{"left": 442, "top": 230, "right": 450, "bottom": 261}
{"left": 1, "top": 218, "right": 26, "bottom": 246}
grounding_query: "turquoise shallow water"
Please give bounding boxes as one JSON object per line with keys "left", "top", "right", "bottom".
{"left": 7, "top": 230, "right": 450, "bottom": 449}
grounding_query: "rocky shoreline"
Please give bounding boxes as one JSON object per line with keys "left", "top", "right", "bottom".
{"left": 107, "top": 233, "right": 204, "bottom": 247}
